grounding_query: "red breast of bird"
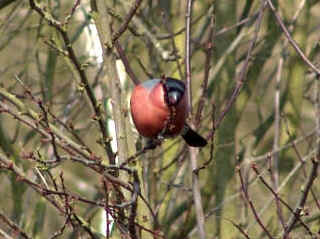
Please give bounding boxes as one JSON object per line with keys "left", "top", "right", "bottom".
{"left": 130, "top": 79, "right": 187, "bottom": 138}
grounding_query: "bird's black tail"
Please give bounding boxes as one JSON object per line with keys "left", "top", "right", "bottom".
{"left": 181, "top": 124, "right": 207, "bottom": 147}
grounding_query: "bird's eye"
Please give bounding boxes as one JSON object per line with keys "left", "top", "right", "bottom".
{"left": 167, "top": 91, "right": 182, "bottom": 105}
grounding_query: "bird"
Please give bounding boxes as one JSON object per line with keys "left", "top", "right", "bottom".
{"left": 130, "top": 77, "right": 207, "bottom": 147}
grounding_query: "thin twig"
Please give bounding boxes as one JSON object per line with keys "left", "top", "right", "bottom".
{"left": 0, "top": 101, "right": 92, "bottom": 161}
{"left": 282, "top": 115, "right": 320, "bottom": 212}
{"left": 114, "top": 41, "right": 140, "bottom": 85}
{"left": 0, "top": 152, "right": 113, "bottom": 239}
{"left": 15, "top": 75, "right": 62, "bottom": 163}
{"left": 103, "top": 179, "right": 111, "bottom": 239}
{"left": 214, "top": 1, "right": 266, "bottom": 130}
{"left": 112, "top": 0, "right": 142, "bottom": 44}
{"left": 185, "top": 0, "right": 193, "bottom": 113}
{"left": 49, "top": 216, "right": 69, "bottom": 239}
{"left": 252, "top": 164, "right": 313, "bottom": 236}
{"left": 266, "top": 0, "right": 320, "bottom": 76}
{"left": 185, "top": 1, "right": 206, "bottom": 239}
{"left": 128, "top": 170, "right": 140, "bottom": 239}
{"left": 0, "top": 210, "right": 31, "bottom": 239}
{"left": 120, "top": 139, "right": 163, "bottom": 167}
{"left": 195, "top": 3, "right": 215, "bottom": 126}
{"left": 225, "top": 218, "right": 251, "bottom": 239}
{"left": 238, "top": 164, "right": 274, "bottom": 239}
{"left": 195, "top": 105, "right": 215, "bottom": 173}
{"left": 64, "top": 0, "right": 81, "bottom": 25}
{"left": 161, "top": 11, "right": 183, "bottom": 79}
{"left": 29, "top": 0, "right": 115, "bottom": 162}
{"left": 124, "top": 5, "right": 176, "bottom": 61}
{"left": 283, "top": 71, "right": 320, "bottom": 237}
{"left": 243, "top": 128, "right": 317, "bottom": 164}
{"left": 283, "top": 157, "right": 319, "bottom": 237}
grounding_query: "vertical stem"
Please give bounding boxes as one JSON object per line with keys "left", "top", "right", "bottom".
{"left": 185, "top": 0, "right": 193, "bottom": 113}
{"left": 272, "top": 56, "right": 285, "bottom": 229}
{"left": 92, "top": 0, "right": 129, "bottom": 165}
{"left": 185, "top": 0, "right": 206, "bottom": 238}
{"left": 273, "top": 57, "right": 282, "bottom": 188}
{"left": 190, "top": 149, "right": 206, "bottom": 239}
{"left": 317, "top": 74, "right": 320, "bottom": 169}
{"left": 91, "top": 0, "right": 130, "bottom": 231}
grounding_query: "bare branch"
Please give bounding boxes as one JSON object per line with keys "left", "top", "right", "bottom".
{"left": 266, "top": 0, "right": 320, "bottom": 76}
{"left": 0, "top": 209, "right": 31, "bottom": 239}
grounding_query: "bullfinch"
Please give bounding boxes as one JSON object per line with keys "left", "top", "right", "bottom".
{"left": 130, "top": 77, "right": 207, "bottom": 147}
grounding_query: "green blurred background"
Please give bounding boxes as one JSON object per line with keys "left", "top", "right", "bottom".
{"left": 0, "top": 0, "right": 320, "bottom": 238}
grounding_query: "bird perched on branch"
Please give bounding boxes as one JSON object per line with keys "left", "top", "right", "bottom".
{"left": 130, "top": 77, "right": 207, "bottom": 147}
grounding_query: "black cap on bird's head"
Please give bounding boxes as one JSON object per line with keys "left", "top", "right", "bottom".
{"left": 161, "top": 77, "right": 185, "bottom": 106}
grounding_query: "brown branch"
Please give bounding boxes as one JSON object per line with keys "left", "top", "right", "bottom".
{"left": 185, "top": 1, "right": 206, "bottom": 239}
{"left": 214, "top": 1, "right": 266, "bottom": 130}
{"left": 195, "top": 106, "right": 215, "bottom": 173}
{"left": 47, "top": 108, "right": 92, "bottom": 154}
{"left": 157, "top": 5, "right": 215, "bottom": 40}
{"left": 195, "top": 4, "right": 215, "bottom": 126}
{"left": 14, "top": 76, "right": 62, "bottom": 162}
{"left": 0, "top": 209, "right": 31, "bottom": 239}
{"left": 120, "top": 140, "right": 163, "bottom": 167}
{"left": 161, "top": 11, "right": 183, "bottom": 79}
{"left": 64, "top": 0, "right": 81, "bottom": 25}
{"left": 214, "top": 11, "right": 259, "bottom": 38}
{"left": 128, "top": 170, "right": 140, "bottom": 239}
{"left": 157, "top": 146, "right": 187, "bottom": 174}
{"left": 185, "top": 0, "right": 193, "bottom": 113}
{"left": 0, "top": 153, "right": 65, "bottom": 214}
{"left": 238, "top": 164, "right": 274, "bottom": 239}
{"left": 283, "top": 157, "right": 319, "bottom": 236}
{"left": 102, "top": 179, "right": 111, "bottom": 239}
{"left": 225, "top": 218, "right": 251, "bottom": 239}
{"left": 0, "top": 101, "right": 92, "bottom": 161}
{"left": 266, "top": 0, "right": 320, "bottom": 76}
{"left": 29, "top": 0, "right": 115, "bottom": 163}
{"left": 282, "top": 115, "right": 320, "bottom": 212}
{"left": 49, "top": 216, "right": 69, "bottom": 239}
{"left": 0, "top": 152, "right": 113, "bottom": 239}
{"left": 112, "top": 0, "right": 142, "bottom": 44}
{"left": 114, "top": 41, "right": 140, "bottom": 85}
{"left": 251, "top": 164, "right": 313, "bottom": 236}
